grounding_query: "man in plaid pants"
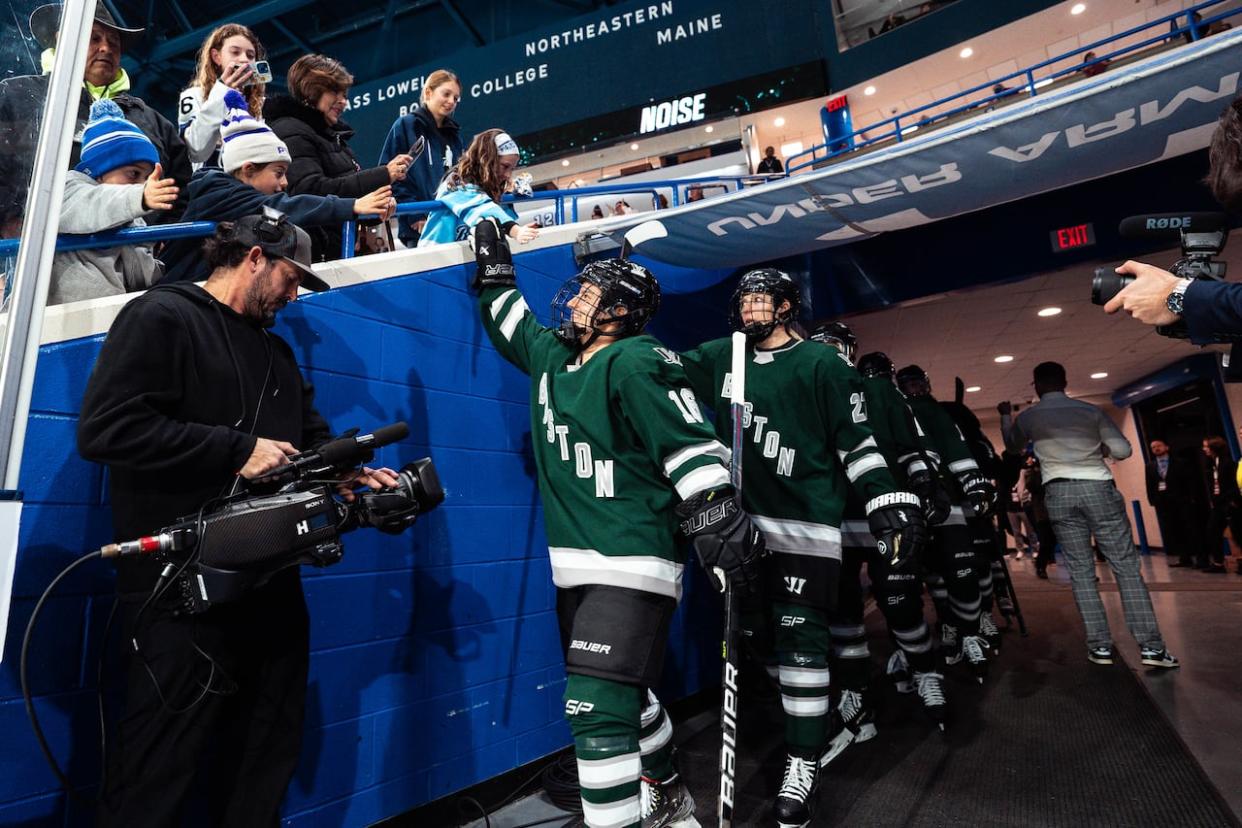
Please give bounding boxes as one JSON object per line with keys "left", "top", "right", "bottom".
{"left": 999, "top": 362, "right": 1179, "bottom": 668}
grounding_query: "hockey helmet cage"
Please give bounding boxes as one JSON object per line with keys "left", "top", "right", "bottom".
{"left": 730, "top": 268, "right": 801, "bottom": 340}
{"left": 810, "top": 321, "right": 858, "bottom": 363}
{"left": 896, "top": 364, "right": 932, "bottom": 397}
{"left": 552, "top": 258, "right": 661, "bottom": 347}
{"left": 857, "top": 351, "right": 894, "bottom": 380}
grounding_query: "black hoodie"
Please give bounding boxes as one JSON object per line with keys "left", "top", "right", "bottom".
{"left": 77, "top": 282, "right": 332, "bottom": 591}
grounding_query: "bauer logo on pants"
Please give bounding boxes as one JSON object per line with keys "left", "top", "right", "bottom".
{"left": 569, "top": 639, "right": 612, "bottom": 655}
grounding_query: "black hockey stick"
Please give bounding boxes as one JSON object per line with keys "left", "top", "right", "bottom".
{"left": 995, "top": 548, "right": 1028, "bottom": 636}
{"left": 716, "top": 331, "right": 747, "bottom": 828}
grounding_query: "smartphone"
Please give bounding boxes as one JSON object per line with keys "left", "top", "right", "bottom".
{"left": 408, "top": 135, "right": 426, "bottom": 160}
{"left": 244, "top": 60, "right": 273, "bottom": 86}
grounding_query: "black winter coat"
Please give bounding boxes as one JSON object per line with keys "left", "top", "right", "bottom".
{"left": 264, "top": 95, "right": 391, "bottom": 259}
{"left": 77, "top": 282, "right": 332, "bottom": 591}
{"left": 0, "top": 74, "right": 192, "bottom": 221}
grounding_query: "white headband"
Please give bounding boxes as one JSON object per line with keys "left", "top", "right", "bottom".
{"left": 494, "top": 132, "right": 520, "bottom": 156}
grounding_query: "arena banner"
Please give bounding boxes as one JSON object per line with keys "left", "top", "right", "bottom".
{"left": 601, "top": 31, "right": 1242, "bottom": 273}
{"left": 342, "top": 0, "right": 823, "bottom": 158}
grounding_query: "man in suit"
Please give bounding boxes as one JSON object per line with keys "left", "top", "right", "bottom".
{"left": 1145, "top": 439, "right": 1202, "bottom": 567}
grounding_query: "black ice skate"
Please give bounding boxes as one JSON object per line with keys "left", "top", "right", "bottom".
{"left": 886, "top": 649, "right": 913, "bottom": 694}
{"left": 818, "top": 688, "right": 877, "bottom": 767}
{"left": 978, "top": 612, "right": 1001, "bottom": 654}
{"left": 913, "top": 670, "right": 948, "bottom": 731}
{"left": 960, "top": 634, "right": 989, "bottom": 683}
{"left": 641, "top": 772, "right": 700, "bottom": 828}
{"left": 774, "top": 753, "right": 820, "bottom": 828}
{"left": 938, "top": 622, "right": 959, "bottom": 662}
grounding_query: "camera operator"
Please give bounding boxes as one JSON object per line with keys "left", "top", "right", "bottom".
{"left": 76, "top": 211, "right": 396, "bottom": 826}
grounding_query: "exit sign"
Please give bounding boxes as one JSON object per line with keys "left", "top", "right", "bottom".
{"left": 1050, "top": 222, "right": 1096, "bottom": 253}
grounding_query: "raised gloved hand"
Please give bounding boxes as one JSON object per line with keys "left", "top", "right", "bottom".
{"left": 468, "top": 218, "right": 514, "bottom": 292}
{"left": 676, "top": 487, "right": 768, "bottom": 594}
{"left": 908, "top": 468, "right": 952, "bottom": 525}
{"left": 866, "top": 492, "right": 929, "bottom": 571}
{"left": 956, "top": 472, "right": 997, "bottom": 518}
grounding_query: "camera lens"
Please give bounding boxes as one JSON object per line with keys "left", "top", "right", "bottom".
{"left": 1090, "top": 266, "right": 1133, "bottom": 306}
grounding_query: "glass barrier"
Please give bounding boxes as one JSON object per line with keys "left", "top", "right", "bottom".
{"left": 832, "top": 0, "right": 960, "bottom": 52}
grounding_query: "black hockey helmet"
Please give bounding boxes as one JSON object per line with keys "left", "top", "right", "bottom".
{"left": 810, "top": 321, "right": 857, "bottom": 363}
{"left": 552, "top": 258, "right": 661, "bottom": 348}
{"left": 729, "top": 268, "right": 801, "bottom": 340}
{"left": 896, "top": 364, "right": 932, "bottom": 397}
{"left": 857, "top": 351, "right": 894, "bottom": 379}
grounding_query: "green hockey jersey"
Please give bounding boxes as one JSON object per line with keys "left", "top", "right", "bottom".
{"left": 479, "top": 285, "right": 730, "bottom": 600}
{"left": 904, "top": 393, "right": 980, "bottom": 506}
{"left": 680, "top": 337, "right": 898, "bottom": 561}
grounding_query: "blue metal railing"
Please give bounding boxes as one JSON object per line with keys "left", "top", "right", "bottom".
{"left": 787, "top": 0, "right": 1242, "bottom": 173}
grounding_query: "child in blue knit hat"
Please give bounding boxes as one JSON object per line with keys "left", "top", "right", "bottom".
{"left": 52, "top": 99, "right": 179, "bottom": 304}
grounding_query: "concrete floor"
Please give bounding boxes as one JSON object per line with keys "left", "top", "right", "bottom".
{"left": 466, "top": 551, "right": 1242, "bottom": 828}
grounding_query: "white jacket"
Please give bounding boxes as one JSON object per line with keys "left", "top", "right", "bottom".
{"left": 178, "top": 81, "right": 231, "bottom": 168}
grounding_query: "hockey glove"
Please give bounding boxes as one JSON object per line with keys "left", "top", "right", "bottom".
{"left": 908, "top": 468, "right": 952, "bottom": 526}
{"left": 676, "top": 487, "right": 768, "bottom": 595}
{"left": 469, "top": 218, "right": 515, "bottom": 292}
{"left": 956, "top": 472, "right": 997, "bottom": 518}
{"left": 866, "top": 492, "right": 929, "bottom": 572}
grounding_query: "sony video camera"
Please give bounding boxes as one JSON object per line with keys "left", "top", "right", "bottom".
{"left": 101, "top": 422, "right": 443, "bottom": 613}
{"left": 1091, "top": 212, "right": 1230, "bottom": 338}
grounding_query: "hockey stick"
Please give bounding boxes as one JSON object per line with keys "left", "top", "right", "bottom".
{"left": 717, "top": 331, "right": 747, "bottom": 828}
{"left": 995, "top": 548, "right": 1028, "bottom": 636}
{"left": 620, "top": 219, "right": 668, "bottom": 258}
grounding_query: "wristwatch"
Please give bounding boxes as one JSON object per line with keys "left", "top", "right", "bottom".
{"left": 1165, "top": 278, "right": 1192, "bottom": 316}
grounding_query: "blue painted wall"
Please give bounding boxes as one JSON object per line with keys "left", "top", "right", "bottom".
{"left": 0, "top": 242, "right": 736, "bottom": 825}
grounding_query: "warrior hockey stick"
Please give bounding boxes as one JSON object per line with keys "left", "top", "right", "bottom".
{"left": 620, "top": 219, "right": 668, "bottom": 258}
{"left": 717, "top": 331, "right": 747, "bottom": 828}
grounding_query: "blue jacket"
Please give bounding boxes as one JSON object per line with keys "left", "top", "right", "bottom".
{"left": 377, "top": 105, "right": 466, "bottom": 245}
{"left": 160, "top": 168, "right": 356, "bottom": 284}
{"left": 417, "top": 181, "right": 518, "bottom": 246}
{"left": 1183, "top": 279, "right": 1242, "bottom": 344}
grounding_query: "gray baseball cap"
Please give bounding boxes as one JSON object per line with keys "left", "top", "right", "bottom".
{"left": 229, "top": 210, "right": 331, "bottom": 292}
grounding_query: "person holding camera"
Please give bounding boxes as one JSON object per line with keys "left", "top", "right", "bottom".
{"left": 77, "top": 211, "right": 397, "bottom": 825}
{"left": 266, "top": 54, "right": 413, "bottom": 259}
{"left": 999, "top": 362, "right": 1178, "bottom": 669}
{"left": 178, "top": 23, "right": 269, "bottom": 170}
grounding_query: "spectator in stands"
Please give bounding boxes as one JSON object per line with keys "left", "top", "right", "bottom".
{"left": 1198, "top": 436, "right": 1234, "bottom": 573}
{"left": 1000, "top": 362, "right": 1178, "bottom": 667}
{"left": 757, "top": 145, "right": 784, "bottom": 174}
{"left": 1079, "top": 51, "right": 1110, "bottom": 78}
{"left": 418, "top": 129, "right": 538, "bottom": 246}
{"left": 1145, "top": 439, "right": 1203, "bottom": 568}
{"left": 52, "top": 100, "right": 176, "bottom": 305}
{"left": 613, "top": 200, "right": 634, "bottom": 215}
{"left": 178, "top": 24, "right": 267, "bottom": 171}
{"left": 591, "top": 205, "right": 604, "bottom": 219}
{"left": 378, "top": 69, "right": 466, "bottom": 247}
{"left": 160, "top": 92, "right": 392, "bottom": 283}
{"left": 686, "top": 185, "right": 705, "bottom": 202}
{"left": 0, "top": 4, "right": 192, "bottom": 220}
{"left": 265, "top": 54, "right": 412, "bottom": 259}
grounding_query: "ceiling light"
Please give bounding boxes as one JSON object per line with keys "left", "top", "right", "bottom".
{"left": 966, "top": 386, "right": 981, "bottom": 393}
{"left": 1071, "top": 3, "right": 1086, "bottom": 15}
{"left": 774, "top": 117, "right": 786, "bottom": 127}
{"left": 1090, "top": 372, "right": 1108, "bottom": 379}
{"left": 994, "top": 355, "right": 1014, "bottom": 363}
{"left": 561, "top": 159, "right": 570, "bottom": 167}
{"left": 1037, "top": 306, "right": 1062, "bottom": 317}
{"left": 704, "top": 125, "right": 714, "bottom": 133}
{"left": 959, "top": 46, "right": 974, "bottom": 59}
{"left": 630, "top": 143, "right": 639, "bottom": 150}
{"left": 864, "top": 85, "right": 876, "bottom": 96}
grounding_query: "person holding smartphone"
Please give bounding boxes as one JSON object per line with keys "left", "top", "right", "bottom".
{"left": 179, "top": 24, "right": 270, "bottom": 170}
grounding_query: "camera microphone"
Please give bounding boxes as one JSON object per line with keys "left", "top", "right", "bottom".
{"left": 1117, "top": 212, "right": 1228, "bottom": 239}
{"left": 259, "top": 421, "right": 411, "bottom": 484}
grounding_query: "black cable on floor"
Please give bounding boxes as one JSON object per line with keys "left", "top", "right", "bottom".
{"left": 455, "top": 751, "right": 581, "bottom": 827}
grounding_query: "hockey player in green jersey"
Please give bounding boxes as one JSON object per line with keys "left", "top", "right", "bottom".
{"left": 809, "top": 322, "right": 953, "bottom": 744}
{"left": 469, "top": 219, "right": 767, "bottom": 828}
{"left": 679, "top": 270, "right": 928, "bottom": 828}
{"left": 893, "top": 362, "right": 998, "bottom": 682}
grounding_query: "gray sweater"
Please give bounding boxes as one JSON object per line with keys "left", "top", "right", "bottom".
{"left": 52, "top": 171, "right": 162, "bottom": 305}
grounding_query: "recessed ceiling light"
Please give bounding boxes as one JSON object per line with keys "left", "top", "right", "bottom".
{"left": 994, "top": 355, "right": 1014, "bottom": 363}
{"left": 1037, "top": 306, "right": 1062, "bottom": 317}
{"left": 966, "top": 385, "right": 981, "bottom": 392}
{"left": 1071, "top": 3, "right": 1087, "bottom": 15}
{"left": 630, "top": 143, "right": 639, "bottom": 150}
{"left": 959, "top": 46, "right": 974, "bottom": 59}
{"left": 704, "top": 125, "right": 714, "bottom": 133}
{"left": 1090, "top": 372, "right": 1108, "bottom": 379}
{"left": 774, "top": 117, "right": 786, "bottom": 127}
{"left": 864, "top": 85, "right": 877, "bottom": 96}
{"left": 561, "top": 159, "right": 570, "bottom": 167}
